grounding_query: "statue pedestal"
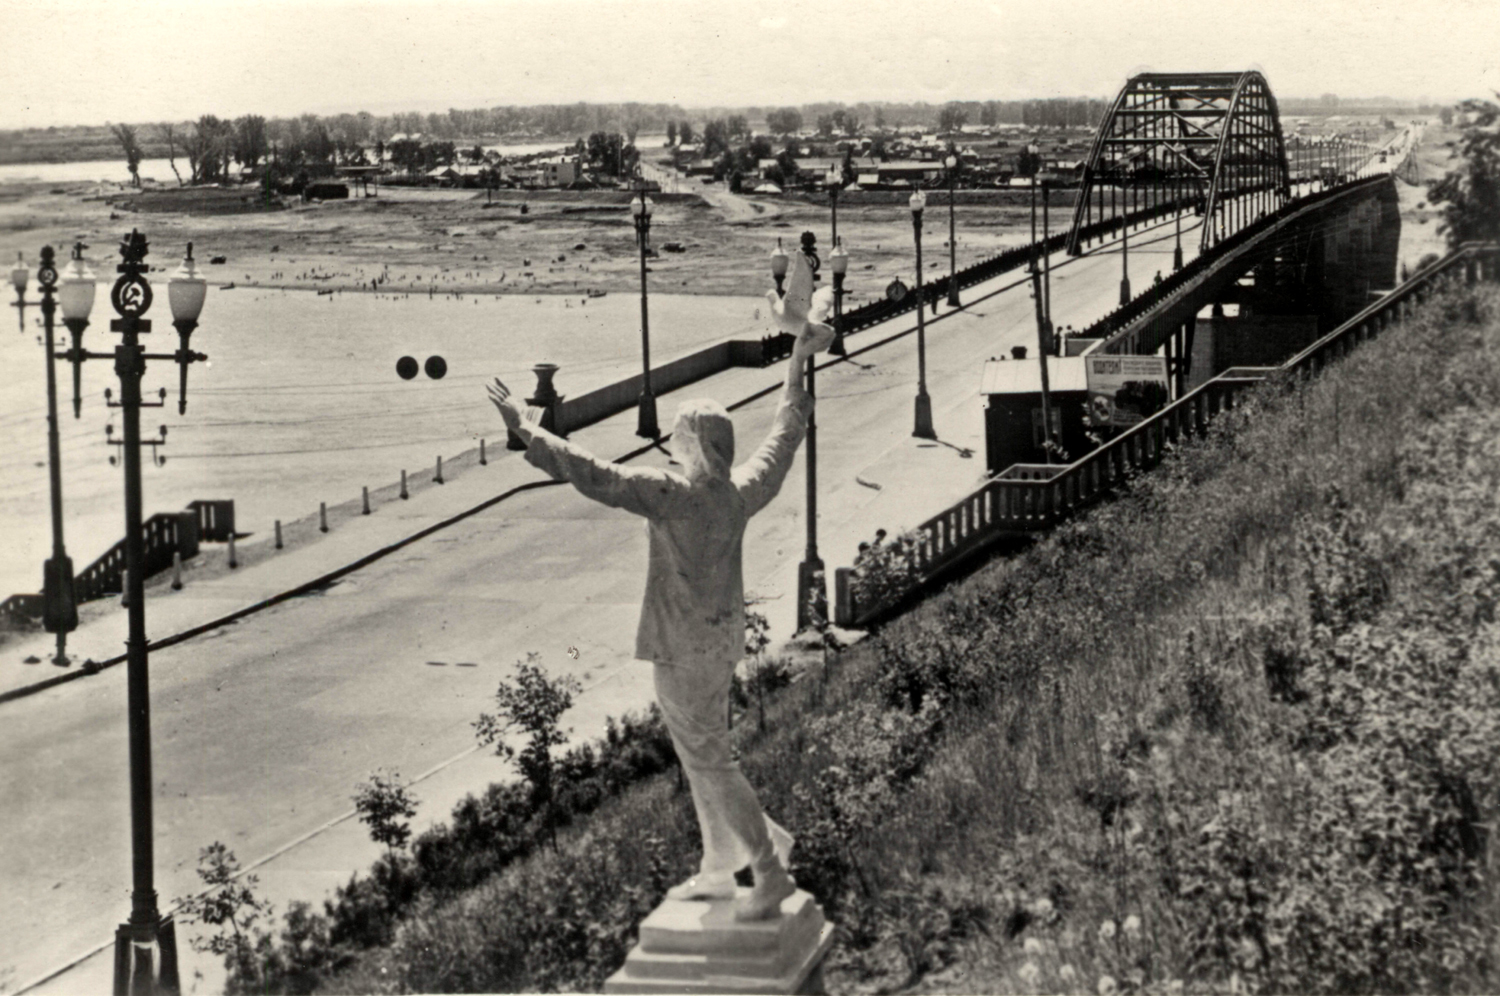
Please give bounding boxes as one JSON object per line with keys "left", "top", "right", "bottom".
{"left": 605, "top": 888, "right": 835, "bottom": 995}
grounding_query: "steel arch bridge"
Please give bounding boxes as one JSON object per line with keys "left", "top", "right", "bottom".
{"left": 1066, "top": 71, "right": 1292, "bottom": 256}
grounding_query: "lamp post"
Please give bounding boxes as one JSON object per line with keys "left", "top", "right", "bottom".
{"left": 829, "top": 238, "right": 849, "bottom": 356}
{"left": 56, "top": 231, "right": 207, "bottom": 995}
{"left": 793, "top": 232, "right": 825, "bottom": 631}
{"left": 1028, "top": 182, "right": 1057, "bottom": 463}
{"left": 825, "top": 169, "right": 849, "bottom": 357}
{"left": 909, "top": 189, "right": 935, "bottom": 440}
{"left": 630, "top": 175, "right": 659, "bottom": 439}
{"left": 944, "top": 153, "right": 961, "bottom": 307}
{"left": 11, "top": 251, "right": 29, "bottom": 331}
{"left": 1119, "top": 209, "right": 1132, "bottom": 306}
{"left": 1173, "top": 204, "right": 1184, "bottom": 271}
{"left": 1028, "top": 171, "right": 1039, "bottom": 273}
{"left": 37, "top": 246, "right": 83, "bottom": 665}
{"left": 1041, "top": 176, "right": 1054, "bottom": 345}
{"left": 770, "top": 238, "right": 789, "bottom": 297}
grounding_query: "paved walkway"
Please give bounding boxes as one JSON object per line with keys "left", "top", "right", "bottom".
{"left": 7, "top": 229, "right": 1202, "bottom": 995}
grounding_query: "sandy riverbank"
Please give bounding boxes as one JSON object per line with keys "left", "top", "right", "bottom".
{"left": 0, "top": 175, "right": 1042, "bottom": 306}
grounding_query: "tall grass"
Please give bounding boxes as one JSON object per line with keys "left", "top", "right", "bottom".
{"left": 306, "top": 284, "right": 1500, "bottom": 994}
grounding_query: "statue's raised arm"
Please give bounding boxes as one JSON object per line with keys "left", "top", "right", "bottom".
{"left": 486, "top": 242, "right": 833, "bottom": 921}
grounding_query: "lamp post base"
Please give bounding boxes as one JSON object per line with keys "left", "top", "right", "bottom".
{"left": 946, "top": 286, "right": 961, "bottom": 308}
{"left": 829, "top": 333, "right": 846, "bottom": 357}
{"left": 1119, "top": 277, "right": 1132, "bottom": 306}
{"left": 637, "top": 391, "right": 659, "bottom": 439}
{"left": 913, "top": 391, "right": 935, "bottom": 440}
{"left": 1173, "top": 244, "right": 1184, "bottom": 271}
{"left": 113, "top": 916, "right": 180, "bottom": 996}
{"left": 796, "top": 557, "right": 827, "bottom": 632}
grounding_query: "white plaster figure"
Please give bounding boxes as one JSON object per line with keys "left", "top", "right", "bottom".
{"left": 489, "top": 250, "right": 834, "bottom": 920}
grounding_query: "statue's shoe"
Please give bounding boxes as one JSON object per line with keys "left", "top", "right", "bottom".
{"left": 734, "top": 866, "right": 797, "bottom": 921}
{"left": 666, "top": 872, "right": 736, "bottom": 901}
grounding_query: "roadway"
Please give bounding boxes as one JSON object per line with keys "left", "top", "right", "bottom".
{"left": 3, "top": 215, "right": 1203, "bottom": 994}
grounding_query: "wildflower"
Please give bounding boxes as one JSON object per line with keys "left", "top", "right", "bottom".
{"left": 1098, "top": 974, "right": 1118, "bottom": 995}
{"left": 1023, "top": 936, "right": 1044, "bottom": 955}
{"left": 1098, "top": 918, "right": 1117, "bottom": 942}
{"left": 1060, "top": 964, "right": 1078, "bottom": 983}
{"left": 1019, "top": 961, "right": 1042, "bottom": 987}
{"left": 1165, "top": 980, "right": 1184, "bottom": 995}
{"left": 1122, "top": 914, "right": 1141, "bottom": 937}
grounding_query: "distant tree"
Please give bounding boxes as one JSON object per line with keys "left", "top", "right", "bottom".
{"left": 727, "top": 114, "right": 749, "bottom": 140}
{"left": 841, "top": 146, "right": 856, "bottom": 186}
{"left": 938, "top": 103, "right": 968, "bottom": 133}
{"left": 110, "top": 123, "right": 143, "bottom": 187}
{"left": 157, "top": 123, "right": 185, "bottom": 186}
{"left": 232, "top": 115, "right": 268, "bottom": 171}
{"left": 815, "top": 114, "right": 835, "bottom": 137}
{"left": 775, "top": 147, "right": 799, "bottom": 188}
{"left": 1428, "top": 97, "right": 1500, "bottom": 248}
{"left": 388, "top": 138, "right": 424, "bottom": 177}
{"left": 980, "top": 101, "right": 999, "bottom": 127}
{"left": 586, "top": 131, "right": 625, "bottom": 175}
{"left": 679, "top": 120, "right": 695, "bottom": 145}
{"left": 1440, "top": 106, "right": 1455, "bottom": 126}
{"left": 874, "top": 106, "right": 886, "bottom": 129}
{"left": 667, "top": 120, "right": 677, "bottom": 145}
{"left": 842, "top": 113, "right": 861, "bottom": 137}
{"left": 870, "top": 136, "right": 889, "bottom": 161}
{"left": 766, "top": 107, "right": 803, "bottom": 136}
{"left": 186, "top": 115, "right": 233, "bottom": 183}
{"left": 749, "top": 134, "right": 774, "bottom": 160}
{"left": 702, "top": 119, "right": 730, "bottom": 159}
{"left": 1016, "top": 143, "right": 1042, "bottom": 177}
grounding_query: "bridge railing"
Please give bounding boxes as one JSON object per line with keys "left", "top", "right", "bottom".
{"left": 833, "top": 241, "right": 1500, "bottom": 629}
{"left": 834, "top": 195, "right": 1193, "bottom": 339}
{"left": 1076, "top": 175, "right": 1388, "bottom": 350}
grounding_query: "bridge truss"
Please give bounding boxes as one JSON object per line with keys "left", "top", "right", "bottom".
{"left": 1066, "top": 72, "right": 1292, "bottom": 256}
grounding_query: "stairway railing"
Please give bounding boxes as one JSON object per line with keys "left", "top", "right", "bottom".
{"left": 834, "top": 241, "right": 1500, "bottom": 628}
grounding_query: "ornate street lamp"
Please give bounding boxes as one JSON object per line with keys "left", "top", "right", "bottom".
{"left": 793, "top": 232, "right": 826, "bottom": 631}
{"left": 944, "top": 152, "right": 961, "bottom": 308}
{"left": 909, "top": 189, "right": 935, "bottom": 440}
{"left": 828, "top": 238, "right": 849, "bottom": 357}
{"left": 769, "top": 238, "right": 789, "bottom": 297}
{"left": 56, "top": 231, "right": 209, "bottom": 995}
{"left": 825, "top": 166, "right": 841, "bottom": 244}
{"left": 630, "top": 176, "right": 659, "bottom": 439}
{"left": 35, "top": 245, "right": 86, "bottom": 665}
{"left": 11, "top": 251, "right": 29, "bottom": 331}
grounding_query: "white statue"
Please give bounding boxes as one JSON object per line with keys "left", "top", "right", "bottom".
{"left": 490, "top": 250, "right": 834, "bottom": 920}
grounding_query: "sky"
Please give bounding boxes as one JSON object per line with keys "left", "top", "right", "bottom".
{"left": 1, "top": 0, "right": 1496, "bottom": 130}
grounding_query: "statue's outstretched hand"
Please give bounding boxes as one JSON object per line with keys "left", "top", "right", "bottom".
{"left": 488, "top": 378, "right": 542, "bottom": 435}
{"left": 767, "top": 251, "right": 836, "bottom": 358}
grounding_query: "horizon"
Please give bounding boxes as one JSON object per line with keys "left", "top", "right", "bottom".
{"left": 2, "top": 0, "right": 1494, "bottom": 131}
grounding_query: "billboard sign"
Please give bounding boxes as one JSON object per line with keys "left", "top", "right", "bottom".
{"left": 1085, "top": 355, "right": 1169, "bottom": 427}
